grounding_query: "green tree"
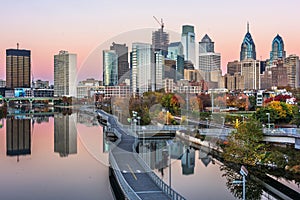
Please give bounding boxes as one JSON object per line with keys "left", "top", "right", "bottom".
{"left": 222, "top": 119, "right": 267, "bottom": 166}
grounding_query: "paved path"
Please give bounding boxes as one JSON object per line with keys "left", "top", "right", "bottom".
{"left": 101, "top": 110, "right": 173, "bottom": 200}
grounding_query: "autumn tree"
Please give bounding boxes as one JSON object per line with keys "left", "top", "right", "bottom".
{"left": 222, "top": 119, "right": 267, "bottom": 166}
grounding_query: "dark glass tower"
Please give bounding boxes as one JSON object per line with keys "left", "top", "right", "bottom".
{"left": 240, "top": 23, "right": 256, "bottom": 61}
{"left": 199, "top": 34, "right": 214, "bottom": 53}
{"left": 270, "top": 34, "right": 286, "bottom": 64}
{"left": 110, "top": 42, "right": 129, "bottom": 82}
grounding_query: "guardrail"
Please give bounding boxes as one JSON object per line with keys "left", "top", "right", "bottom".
{"left": 109, "top": 151, "right": 141, "bottom": 200}
{"left": 132, "top": 141, "right": 186, "bottom": 200}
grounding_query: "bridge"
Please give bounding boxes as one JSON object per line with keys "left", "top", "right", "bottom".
{"left": 97, "top": 110, "right": 186, "bottom": 200}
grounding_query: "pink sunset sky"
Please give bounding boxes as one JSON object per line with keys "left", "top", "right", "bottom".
{"left": 0, "top": 0, "right": 300, "bottom": 83}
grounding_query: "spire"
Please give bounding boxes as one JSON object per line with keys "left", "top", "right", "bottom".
{"left": 247, "top": 22, "right": 249, "bottom": 33}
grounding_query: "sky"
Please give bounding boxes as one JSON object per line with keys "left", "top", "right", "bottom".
{"left": 0, "top": 0, "right": 300, "bottom": 83}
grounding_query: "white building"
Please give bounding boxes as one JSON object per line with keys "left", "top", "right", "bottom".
{"left": 154, "top": 51, "right": 164, "bottom": 91}
{"left": 77, "top": 78, "right": 102, "bottom": 99}
{"left": 54, "top": 50, "right": 77, "bottom": 97}
{"left": 131, "top": 43, "right": 153, "bottom": 96}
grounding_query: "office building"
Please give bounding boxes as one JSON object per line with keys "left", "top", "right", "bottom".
{"left": 227, "top": 60, "right": 241, "bottom": 75}
{"left": 241, "top": 59, "right": 260, "bottom": 90}
{"left": 167, "top": 42, "right": 184, "bottom": 80}
{"left": 154, "top": 51, "right": 164, "bottom": 91}
{"left": 285, "top": 55, "right": 300, "bottom": 88}
{"left": 110, "top": 43, "right": 129, "bottom": 82}
{"left": 0, "top": 79, "right": 6, "bottom": 88}
{"left": 103, "top": 50, "right": 118, "bottom": 86}
{"left": 6, "top": 47, "right": 31, "bottom": 89}
{"left": 131, "top": 43, "right": 153, "bottom": 96}
{"left": 240, "top": 23, "right": 256, "bottom": 61}
{"left": 181, "top": 25, "right": 196, "bottom": 66}
{"left": 54, "top": 51, "right": 77, "bottom": 97}
{"left": 270, "top": 34, "right": 286, "bottom": 65}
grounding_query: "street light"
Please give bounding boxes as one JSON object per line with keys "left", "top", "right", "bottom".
{"left": 233, "top": 165, "right": 248, "bottom": 200}
{"left": 266, "top": 113, "right": 270, "bottom": 129}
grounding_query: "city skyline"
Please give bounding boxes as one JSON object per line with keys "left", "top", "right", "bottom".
{"left": 0, "top": 0, "right": 300, "bottom": 82}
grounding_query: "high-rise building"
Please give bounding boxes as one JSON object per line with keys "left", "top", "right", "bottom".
{"left": 198, "top": 34, "right": 221, "bottom": 89}
{"left": 270, "top": 34, "right": 286, "bottom": 65}
{"left": 199, "top": 34, "right": 221, "bottom": 72}
{"left": 227, "top": 60, "right": 241, "bottom": 75}
{"left": 240, "top": 23, "right": 256, "bottom": 61}
{"left": 152, "top": 27, "right": 169, "bottom": 58}
{"left": 241, "top": 59, "right": 260, "bottom": 90}
{"left": 54, "top": 114, "right": 77, "bottom": 157}
{"left": 181, "top": 25, "right": 196, "bottom": 66}
{"left": 131, "top": 43, "right": 153, "bottom": 96}
{"left": 6, "top": 47, "right": 31, "bottom": 89}
{"left": 154, "top": 51, "right": 164, "bottom": 91}
{"left": 103, "top": 50, "right": 118, "bottom": 86}
{"left": 54, "top": 51, "right": 77, "bottom": 97}
{"left": 168, "top": 42, "right": 184, "bottom": 80}
{"left": 110, "top": 43, "right": 129, "bottom": 82}
{"left": 285, "top": 55, "right": 300, "bottom": 88}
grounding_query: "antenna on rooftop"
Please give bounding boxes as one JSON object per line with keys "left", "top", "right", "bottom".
{"left": 17, "top": 43, "right": 19, "bottom": 49}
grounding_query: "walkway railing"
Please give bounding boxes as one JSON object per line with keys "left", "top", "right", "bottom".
{"left": 132, "top": 141, "right": 186, "bottom": 200}
{"left": 109, "top": 151, "right": 141, "bottom": 200}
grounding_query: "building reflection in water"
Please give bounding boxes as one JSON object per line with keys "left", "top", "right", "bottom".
{"left": 199, "top": 146, "right": 215, "bottom": 167}
{"left": 6, "top": 116, "right": 31, "bottom": 162}
{"left": 137, "top": 140, "right": 169, "bottom": 176}
{"left": 54, "top": 114, "right": 77, "bottom": 157}
{"left": 181, "top": 146, "right": 195, "bottom": 175}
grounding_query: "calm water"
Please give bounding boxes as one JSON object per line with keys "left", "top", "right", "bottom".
{"left": 1, "top": 111, "right": 299, "bottom": 200}
{"left": 0, "top": 113, "right": 113, "bottom": 200}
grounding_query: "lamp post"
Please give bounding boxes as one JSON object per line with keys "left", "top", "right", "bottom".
{"left": 266, "top": 113, "right": 270, "bottom": 129}
{"left": 233, "top": 165, "right": 248, "bottom": 200}
{"left": 241, "top": 115, "right": 244, "bottom": 123}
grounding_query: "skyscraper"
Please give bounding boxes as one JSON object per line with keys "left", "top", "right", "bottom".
{"left": 167, "top": 42, "right": 184, "bottom": 80}
{"left": 198, "top": 34, "right": 221, "bottom": 72}
{"left": 285, "top": 55, "right": 300, "bottom": 88}
{"left": 103, "top": 50, "right": 118, "bottom": 86}
{"left": 152, "top": 26, "right": 169, "bottom": 58}
{"left": 270, "top": 34, "right": 286, "bottom": 64}
{"left": 131, "top": 43, "right": 154, "bottom": 96}
{"left": 110, "top": 43, "right": 129, "bottom": 82}
{"left": 6, "top": 47, "right": 31, "bottom": 89}
{"left": 240, "top": 23, "right": 256, "bottom": 61}
{"left": 198, "top": 34, "right": 221, "bottom": 88}
{"left": 54, "top": 50, "right": 77, "bottom": 97}
{"left": 154, "top": 51, "right": 164, "bottom": 91}
{"left": 241, "top": 59, "right": 260, "bottom": 90}
{"left": 181, "top": 25, "right": 196, "bottom": 66}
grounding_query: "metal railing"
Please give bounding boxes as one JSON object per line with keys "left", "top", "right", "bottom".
{"left": 132, "top": 142, "right": 186, "bottom": 200}
{"left": 109, "top": 151, "right": 141, "bottom": 200}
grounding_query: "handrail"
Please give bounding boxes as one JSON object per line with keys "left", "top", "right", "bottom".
{"left": 109, "top": 151, "right": 142, "bottom": 200}
{"left": 132, "top": 141, "right": 186, "bottom": 200}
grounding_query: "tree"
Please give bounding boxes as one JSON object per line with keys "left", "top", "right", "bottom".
{"left": 222, "top": 119, "right": 267, "bottom": 166}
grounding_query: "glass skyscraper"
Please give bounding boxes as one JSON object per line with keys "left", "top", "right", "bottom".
{"left": 103, "top": 50, "right": 118, "bottom": 86}
{"left": 181, "top": 25, "right": 196, "bottom": 66}
{"left": 240, "top": 23, "right": 256, "bottom": 61}
{"left": 131, "top": 43, "right": 153, "bottom": 96}
{"left": 110, "top": 42, "right": 129, "bottom": 82}
{"left": 167, "top": 42, "right": 184, "bottom": 80}
{"left": 270, "top": 34, "right": 286, "bottom": 64}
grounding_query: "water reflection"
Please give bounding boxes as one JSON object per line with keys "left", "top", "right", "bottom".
{"left": 54, "top": 113, "right": 77, "bottom": 157}
{"left": 181, "top": 147, "right": 195, "bottom": 175}
{"left": 6, "top": 116, "right": 31, "bottom": 161}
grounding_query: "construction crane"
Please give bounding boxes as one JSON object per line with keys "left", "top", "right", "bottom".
{"left": 153, "top": 16, "right": 164, "bottom": 30}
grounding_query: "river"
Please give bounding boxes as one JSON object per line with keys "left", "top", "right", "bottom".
{"left": 0, "top": 109, "right": 299, "bottom": 200}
